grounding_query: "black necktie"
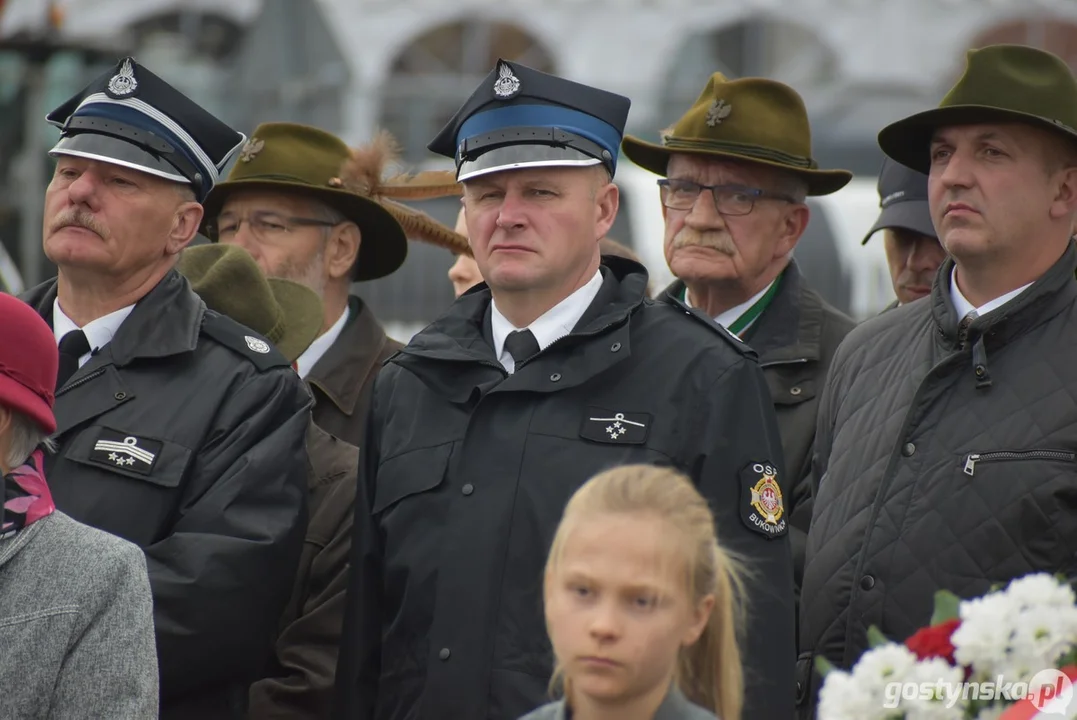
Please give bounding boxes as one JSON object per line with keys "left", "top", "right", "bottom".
{"left": 56, "top": 329, "right": 90, "bottom": 390}
{"left": 504, "top": 329, "right": 540, "bottom": 366}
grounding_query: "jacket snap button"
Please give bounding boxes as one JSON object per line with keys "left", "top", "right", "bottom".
{"left": 975, "top": 365, "right": 986, "bottom": 377}
{"left": 860, "top": 575, "right": 875, "bottom": 590}
{"left": 550, "top": 373, "right": 561, "bottom": 382}
{"left": 610, "top": 342, "right": 621, "bottom": 352}
{"left": 790, "top": 386, "right": 802, "bottom": 396}
{"left": 902, "top": 442, "right": 916, "bottom": 457}
{"left": 114, "top": 391, "right": 127, "bottom": 401}
{"left": 438, "top": 648, "right": 451, "bottom": 660}
{"left": 462, "top": 484, "right": 474, "bottom": 496}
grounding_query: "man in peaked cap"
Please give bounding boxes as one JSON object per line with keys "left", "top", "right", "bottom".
{"left": 799, "top": 44, "right": 1077, "bottom": 717}
{"left": 20, "top": 57, "right": 313, "bottom": 719}
{"left": 863, "top": 157, "right": 947, "bottom": 308}
{"left": 335, "top": 58, "right": 795, "bottom": 720}
{"left": 622, "top": 74, "right": 856, "bottom": 628}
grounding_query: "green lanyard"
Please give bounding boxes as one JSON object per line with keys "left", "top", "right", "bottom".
{"left": 684, "top": 275, "right": 782, "bottom": 337}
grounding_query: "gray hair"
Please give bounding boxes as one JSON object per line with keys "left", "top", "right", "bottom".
{"left": 772, "top": 171, "right": 809, "bottom": 204}
{"left": 4, "top": 410, "right": 54, "bottom": 470}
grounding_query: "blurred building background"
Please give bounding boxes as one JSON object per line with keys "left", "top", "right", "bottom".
{"left": 2, "top": 0, "right": 1075, "bottom": 333}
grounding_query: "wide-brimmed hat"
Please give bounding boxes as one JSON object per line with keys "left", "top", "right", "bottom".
{"left": 201, "top": 124, "right": 468, "bottom": 280}
{"left": 0, "top": 293, "right": 57, "bottom": 434}
{"left": 178, "top": 244, "right": 323, "bottom": 363}
{"left": 879, "top": 44, "right": 1077, "bottom": 174}
{"left": 621, "top": 73, "right": 852, "bottom": 196}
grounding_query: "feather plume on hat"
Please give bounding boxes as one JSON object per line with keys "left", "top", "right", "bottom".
{"left": 338, "top": 130, "right": 471, "bottom": 256}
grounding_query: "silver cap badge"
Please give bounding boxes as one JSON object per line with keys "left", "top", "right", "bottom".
{"left": 493, "top": 61, "right": 521, "bottom": 99}
{"left": 107, "top": 58, "right": 139, "bottom": 97}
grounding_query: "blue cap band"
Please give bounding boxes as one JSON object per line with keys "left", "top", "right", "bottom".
{"left": 457, "top": 104, "right": 622, "bottom": 163}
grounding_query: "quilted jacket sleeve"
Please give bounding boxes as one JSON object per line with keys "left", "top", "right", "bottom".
{"left": 687, "top": 353, "right": 796, "bottom": 720}
{"left": 145, "top": 368, "right": 311, "bottom": 702}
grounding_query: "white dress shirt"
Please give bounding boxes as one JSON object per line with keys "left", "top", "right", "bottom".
{"left": 295, "top": 305, "right": 350, "bottom": 380}
{"left": 949, "top": 267, "right": 1033, "bottom": 322}
{"left": 53, "top": 299, "right": 135, "bottom": 368}
{"left": 490, "top": 269, "right": 604, "bottom": 374}
{"left": 685, "top": 279, "right": 775, "bottom": 336}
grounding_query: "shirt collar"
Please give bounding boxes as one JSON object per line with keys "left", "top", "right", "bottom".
{"left": 490, "top": 269, "right": 604, "bottom": 373}
{"left": 296, "top": 305, "right": 350, "bottom": 380}
{"left": 686, "top": 279, "right": 774, "bottom": 332}
{"left": 53, "top": 298, "right": 135, "bottom": 365}
{"left": 948, "top": 267, "right": 1034, "bottom": 321}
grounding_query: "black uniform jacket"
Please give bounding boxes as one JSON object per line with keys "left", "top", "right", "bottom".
{"left": 22, "top": 270, "right": 312, "bottom": 718}
{"left": 334, "top": 258, "right": 796, "bottom": 720}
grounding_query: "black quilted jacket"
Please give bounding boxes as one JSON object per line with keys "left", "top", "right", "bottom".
{"left": 797, "top": 244, "right": 1077, "bottom": 717}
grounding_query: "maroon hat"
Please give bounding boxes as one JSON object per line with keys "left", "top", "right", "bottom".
{"left": 0, "top": 294, "right": 57, "bottom": 434}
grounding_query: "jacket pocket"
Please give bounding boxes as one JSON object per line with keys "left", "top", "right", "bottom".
{"left": 64, "top": 425, "right": 192, "bottom": 487}
{"left": 962, "top": 449, "right": 1077, "bottom": 476}
{"left": 373, "top": 443, "right": 452, "bottom": 514}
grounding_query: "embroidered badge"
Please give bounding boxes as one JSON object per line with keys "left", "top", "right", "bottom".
{"left": 245, "top": 335, "right": 271, "bottom": 354}
{"left": 90, "top": 430, "right": 163, "bottom": 476}
{"left": 579, "top": 408, "right": 651, "bottom": 445}
{"left": 493, "top": 61, "right": 521, "bottom": 99}
{"left": 705, "top": 99, "right": 732, "bottom": 127}
{"left": 239, "top": 138, "right": 264, "bottom": 163}
{"left": 106, "top": 58, "right": 139, "bottom": 98}
{"left": 739, "top": 461, "right": 786, "bottom": 538}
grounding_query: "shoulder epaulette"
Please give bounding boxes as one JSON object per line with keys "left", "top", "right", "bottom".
{"left": 199, "top": 310, "right": 291, "bottom": 372}
{"left": 658, "top": 299, "right": 758, "bottom": 359}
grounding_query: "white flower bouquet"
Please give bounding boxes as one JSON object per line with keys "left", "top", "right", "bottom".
{"left": 815, "top": 573, "right": 1077, "bottom": 720}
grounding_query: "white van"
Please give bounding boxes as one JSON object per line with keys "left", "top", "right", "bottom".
{"left": 612, "top": 163, "right": 896, "bottom": 321}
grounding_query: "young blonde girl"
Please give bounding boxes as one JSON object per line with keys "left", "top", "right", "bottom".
{"left": 520, "top": 464, "right": 746, "bottom": 720}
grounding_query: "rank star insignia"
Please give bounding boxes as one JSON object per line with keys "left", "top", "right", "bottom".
{"left": 580, "top": 408, "right": 651, "bottom": 445}
{"left": 705, "top": 99, "right": 732, "bottom": 127}
{"left": 493, "top": 61, "right": 521, "bottom": 99}
{"left": 239, "top": 138, "right": 264, "bottom": 163}
{"left": 740, "top": 461, "right": 786, "bottom": 538}
{"left": 90, "top": 430, "right": 164, "bottom": 476}
{"left": 107, "top": 58, "right": 139, "bottom": 97}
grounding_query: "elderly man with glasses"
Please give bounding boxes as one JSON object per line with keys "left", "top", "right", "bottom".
{"left": 622, "top": 73, "right": 856, "bottom": 639}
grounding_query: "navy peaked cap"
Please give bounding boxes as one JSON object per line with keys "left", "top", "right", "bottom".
{"left": 428, "top": 59, "right": 631, "bottom": 181}
{"left": 45, "top": 57, "right": 245, "bottom": 202}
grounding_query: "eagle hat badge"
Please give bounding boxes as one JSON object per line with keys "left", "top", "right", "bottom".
{"left": 493, "top": 61, "right": 521, "bottom": 99}
{"left": 106, "top": 58, "right": 139, "bottom": 98}
{"left": 739, "top": 461, "right": 786, "bottom": 538}
{"left": 705, "top": 98, "right": 732, "bottom": 127}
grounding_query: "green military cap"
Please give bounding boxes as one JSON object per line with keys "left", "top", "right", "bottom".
{"left": 621, "top": 72, "right": 852, "bottom": 196}
{"left": 879, "top": 44, "right": 1077, "bottom": 174}
{"left": 178, "top": 244, "right": 323, "bottom": 363}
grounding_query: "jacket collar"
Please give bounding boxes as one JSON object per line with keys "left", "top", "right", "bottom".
{"left": 552, "top": 686, "right": 706, "bottom": 720}
{"left": 393, "top": 256, "right": 650, "bottom": 403}
{"left": 663, "top": 261, "right": 821, "bottom": 364}
{"left": 305, "top": 295, "right": 391, "bottom": 418}
{"left": 931, "top": 240, "right": 1077, "bottom": 349}
{"left": 23, "top": 269, "right": 203, "bottom": 366}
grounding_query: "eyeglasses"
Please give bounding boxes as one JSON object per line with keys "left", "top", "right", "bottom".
{"left": 204, "top": 211, "right": 340, "bottom": 243}
{"left": 657, "top": 178, "right": 796, "bottom": 217}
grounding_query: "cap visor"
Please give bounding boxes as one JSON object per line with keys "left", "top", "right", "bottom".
{"left": 50, "top": 134, "right": 190, "bottom": 185}
{"left": 862, "top": 201, "right": 937, "bottom": 245}
{"left": 458, "top": 145, "right": 601, "bottom": 182}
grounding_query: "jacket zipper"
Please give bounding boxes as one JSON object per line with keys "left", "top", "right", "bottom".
{"left": 57, "top": 368, "right": 106, "bottom": 396}
{"left": 963, "top": 449, "right": 1077, "bottom": 476}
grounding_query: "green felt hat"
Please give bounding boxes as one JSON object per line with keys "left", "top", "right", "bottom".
{"left": 178, "top": 244, "right": 323, "bottom": 363}
{"left": 621, "top": 72, "right": 852, "bottom": 196}
{"left": 879, "top": 44, "right": 1077, "bottom": 174}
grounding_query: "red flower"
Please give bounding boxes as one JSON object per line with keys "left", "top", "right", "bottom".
{"left": 905, "top": 618, "right": 961, "bottom": 664}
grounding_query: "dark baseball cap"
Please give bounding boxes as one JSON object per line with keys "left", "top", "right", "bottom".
{"left": 862, "top": 157, "right": 936, "bottom": 245}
